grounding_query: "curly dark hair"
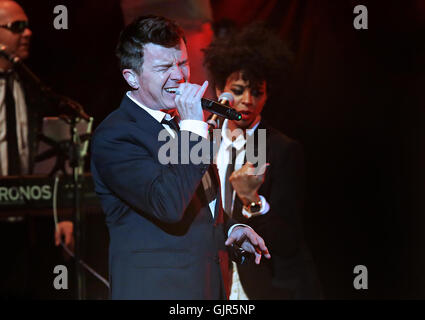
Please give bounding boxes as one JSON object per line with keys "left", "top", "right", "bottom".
{"left": 203, "top": 22, "right": 293, "bottom": 94}
{"left": 116, "top": 15, "right": 186, "bottom": 74}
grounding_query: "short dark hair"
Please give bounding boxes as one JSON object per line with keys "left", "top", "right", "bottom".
{"left": 116, "top": 15, "right": 186, "bottom": 73}
{"left": 203, "top": 22, "right": 293, "bottom": 94}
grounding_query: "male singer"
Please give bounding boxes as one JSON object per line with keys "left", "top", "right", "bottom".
{"left": 91, "top": 15, "right": 270, "bottom": 299}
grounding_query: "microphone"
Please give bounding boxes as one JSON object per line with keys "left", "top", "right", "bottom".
{"left": 217, "top": 92, "right": 234, "bottom": 107}
{"left": 230, "top": 243, "right": 254, "bottom": 265}
{"left": 202, "top": 92, "right": 241, "bottom": 120}
{"left": 169, "top": 87, "right": 240, "bottom": 120}
{"left": 0, "top": 44, "right": 21, "bottom": 65}
{"left": 207, "top": 92, "right": 235, "bottom": 129}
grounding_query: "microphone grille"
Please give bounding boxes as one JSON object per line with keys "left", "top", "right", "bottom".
{"left": 218, "top": 92, "right": 234, "bottom": 106}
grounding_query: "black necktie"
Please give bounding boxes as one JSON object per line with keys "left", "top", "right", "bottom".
{"left": 224, "top": 146, "right": 237, "bottom": 216}
{"left": 161, "top": 117, "right": 179, "bottom": 132}
{"left": 4, "top": 74, "right": 21, "bottom": 175}
{"left": 201, "top": 164, "right": 219, "bottom": 209}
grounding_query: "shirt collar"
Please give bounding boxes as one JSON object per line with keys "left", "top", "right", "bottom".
{"left": 126, "top": 91, "right": 170, "bottom": 123}
{"left": 221, "top": 118, "right": 260, "bottom": 151}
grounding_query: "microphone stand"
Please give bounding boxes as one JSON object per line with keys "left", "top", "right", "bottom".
{"left": 69, "top": 116, "right": 86, "bottom": 300}
{"left": 1, "top": 48, "right": 90, "bottom": 300}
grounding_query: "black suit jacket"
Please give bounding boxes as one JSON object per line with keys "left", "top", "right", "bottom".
{"left": 91, "top": 95, "right": 234, "bottom": 299}
{"left": 230, "top": 121, "right": 322, "bottom": 299}
{"left": 15, "top": 70, "right": 61, "bottom": 174}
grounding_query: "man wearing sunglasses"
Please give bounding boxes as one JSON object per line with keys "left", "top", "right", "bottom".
{"left": 0, "top": 19, "right": 28, "bottom": 33}
{"left": 0, "top": 19, "right": 30, "bottom": 57}
{"left": 0, "top": 0, "right": 32, "bottom": 176}
{"left": 0, "top": 0, "right": 66, "bottom": 299}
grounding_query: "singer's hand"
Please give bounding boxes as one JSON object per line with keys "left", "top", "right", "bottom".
{"left": 175, "top": 81, "right": 208, "bottom": 121}
{"left": 226, "top": 226, "right": 271, "bottom": 264}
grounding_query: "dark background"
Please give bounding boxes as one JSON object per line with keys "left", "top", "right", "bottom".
{"left": 9, "top": 0, "right": 425, "bottom": 299}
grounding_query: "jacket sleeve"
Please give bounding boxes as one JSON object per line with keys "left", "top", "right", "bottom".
{"left": 251, "top": 139, "right": 306, "bottom": 258}
{"left": 91, "top": 123, "right": 213, "bottom": 224}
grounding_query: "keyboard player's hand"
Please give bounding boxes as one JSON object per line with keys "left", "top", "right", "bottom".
{"left": 55, "top": 221, "right": 75, "bottom": 254}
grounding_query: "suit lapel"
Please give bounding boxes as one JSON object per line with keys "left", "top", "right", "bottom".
{"left": 210, "top": 164, "right": 222, "bottom": 224}
{"left": 120, "top": 94, "right": 165, "bottom": 134}
{"left": 21, "top": 79, "right": 41, "bottom": 174}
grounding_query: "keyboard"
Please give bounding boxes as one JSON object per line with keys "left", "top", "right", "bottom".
{"left": 0, "top": 174, "right": 100, "bottom": 209}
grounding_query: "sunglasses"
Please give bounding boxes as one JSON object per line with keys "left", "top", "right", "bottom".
{"left": 0, "top": 20, "right": 29, "bottom": 34}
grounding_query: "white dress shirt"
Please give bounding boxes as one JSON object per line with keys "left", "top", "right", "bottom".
{"left": 0, "top": 75, "right": 29, "bottom": 176}
{"left": 216, "top": 119, "right": 270, "bottom": 217}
